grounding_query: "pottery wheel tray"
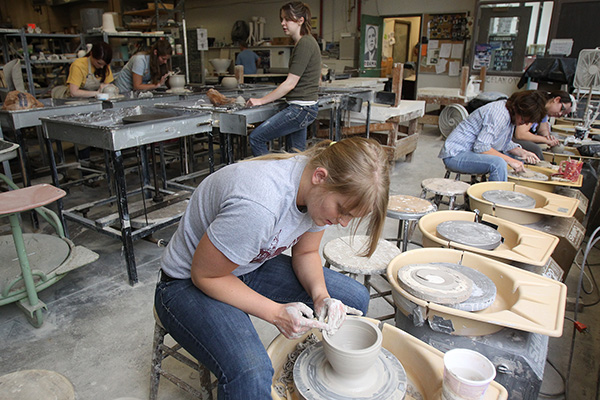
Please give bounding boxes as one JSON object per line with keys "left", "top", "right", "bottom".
{"left": 419, "top": 210, "right": 559, "bottom": 267}
{"left": 467, "top": 181, "right": 579, "bottom": 224}
{"left": 0, "top": 139, "right": 18, "bottom": 163}
{"left": 507, "top": 165, "right": 583, "bottom": 190}
{"left": 267, "top": 320, "right": 508, "bottom": 400}
{"left": 387, "top": 248, "right": 567, "bottom": 337}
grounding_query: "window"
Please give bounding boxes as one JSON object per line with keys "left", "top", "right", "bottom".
{"left": 473, "top": 1, "right": 553, "bottom": 74}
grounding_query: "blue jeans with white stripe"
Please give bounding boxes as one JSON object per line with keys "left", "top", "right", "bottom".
{"left": 249, "top": 103, "right": 318, "bottom": 156}
{"left": 154, "top": 253, "right": 369, "bottom": 399}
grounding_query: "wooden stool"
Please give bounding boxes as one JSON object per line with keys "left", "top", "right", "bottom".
{"left": 0, "top": 183, "right": 98, "bottom": 327}
{"left": 323, "top": 235, "right": 401, "bottom": 321}
{"left": 386, "top": 195, "right": 436, "bottom": 251}
{"left": 150, "top": 308, "right": 217, "bottom": 400}
{"left": 420, "top": 178, "right": 471, "bottom": 210}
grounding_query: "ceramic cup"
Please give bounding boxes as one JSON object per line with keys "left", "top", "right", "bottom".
{"left": 321, "top": 317, "right": 382, "bottom": 380}
{"left": 442, "top": 348, "right": 496, "bottom": 400}
{"left": 221, "top": 76, "right": 238, "bottom": 89}
{"left": 169, "top": 74, "right": 186, "bottom": 91}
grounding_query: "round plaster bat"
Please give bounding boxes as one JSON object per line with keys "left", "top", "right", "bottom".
{"left": 397, "top": 263, "right": 473, "bottom": 304}
{"left": 436, "top": 220, "right": 503, "bottom": 251}
{"left": 481, "top": 189, "right": 537, "bottom": 209}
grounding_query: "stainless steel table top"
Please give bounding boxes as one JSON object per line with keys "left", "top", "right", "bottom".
{"left": 41, "top": 105, "right": 212, "bottom": 151}
{"left": 0, "top": 98, "right": 104, "bottom": 130}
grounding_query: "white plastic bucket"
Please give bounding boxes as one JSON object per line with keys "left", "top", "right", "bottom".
{"left": 442, "top": 348, "right": 496, "bottom": 400}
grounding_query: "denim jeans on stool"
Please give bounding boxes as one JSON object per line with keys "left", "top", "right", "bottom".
{"left": 443, "top": 151, "right": 509, "bottom": 181}
{"left": 154, "top": 253, "right": 369, "bottom": 400}
{"left": 249, "top": 103, "right": 319, "bottom": 156}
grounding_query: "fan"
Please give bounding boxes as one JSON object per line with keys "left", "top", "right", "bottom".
{"left": 573, "top": 49, "right": 600, "bottom": 134}
{"left": 439, "top": 104, "right": 469, "bottom": 138}
{"left": 574, "top": 49, "right": 600, "bottom": 90}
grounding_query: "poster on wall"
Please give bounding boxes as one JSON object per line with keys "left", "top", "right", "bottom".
{"left": 473, "top": 43, "right": 492, "bottom": 70}
{"left": 363, "top": 24, "right": 378, "bottom": 68}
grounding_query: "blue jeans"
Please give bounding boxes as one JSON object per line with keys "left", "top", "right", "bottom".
{"left": 249, "top": 103, "right": 319, "bottom": 156}
{"left": 443, "top": 151, "right": 508, "bottom": 181}
{"left": 154, "top": 253, "right": 369, "bottom": 400}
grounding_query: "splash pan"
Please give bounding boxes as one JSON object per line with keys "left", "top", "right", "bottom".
{"left": 467, "top": 181, "right": 579, "bottom": 224}
{"left": 507, "top": 165, "right": 583, "bottom": 192}
{"left": 267, "top": 318, "right": 508, "bottom": 400}
{"left": 387, "top": 248, "right": 567, "bottom": 337}
{"left": 419, "top": 210, "right": 559, "bottom": 266}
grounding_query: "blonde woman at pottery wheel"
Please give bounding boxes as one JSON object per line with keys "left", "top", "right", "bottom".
{"left": 155, "top": 137, "right": 390, "bottom": 399}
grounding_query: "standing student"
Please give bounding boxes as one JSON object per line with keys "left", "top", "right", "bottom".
{"left": 235, "top": 41, "right": 261, "bottom": 74}
{"left": 114, "top": 40, "right": 172, "bottom": 93}
{"left": 51, "top": 42, "right": 114, "bottom": 98}
{"left": 247, "top": 2, "right": 321, "bottom": 156}
{"left": 155, "top": 137, "right": 390, "bottom": 399}
{"left": 439, "top": 90, "right": 547, "bottom": 181}
{"left": 513, "top": 90, "right": 574, "bottom": 159}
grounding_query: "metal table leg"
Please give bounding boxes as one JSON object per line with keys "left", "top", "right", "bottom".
{"left": 112, "top": 150, "right": 138, "bottom": 285}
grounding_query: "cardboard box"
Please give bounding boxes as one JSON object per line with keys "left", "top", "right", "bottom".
{"left": 554, "top": 187, "right": 588, "bottom": 223}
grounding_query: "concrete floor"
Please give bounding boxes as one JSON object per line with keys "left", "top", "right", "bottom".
{"left": 0, "top": 126, "right": 598, "bottom": 399}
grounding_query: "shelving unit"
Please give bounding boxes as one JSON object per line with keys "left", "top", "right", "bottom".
{"left": 4, "top": 31, "right": 85, "bottom": 97}
{"left": 120, "top": 0, "right": 189, "bottom": 81}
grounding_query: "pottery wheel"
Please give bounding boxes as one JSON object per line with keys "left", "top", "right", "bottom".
{"left": 425, "top": 262, "right": 497, "bottom": 311}
{"left": 508, "top": 168, "right": 549, "bottom": 181}
{"left": 293, "top": 342, "right": 407, "bottom": 400}
{"left": 397, "top": 263, "right": 473, "bottom": 304}
{"left": 481, "top": 190, "right": 536, "bottom": 209}
{"left": 122, "top": 114, "right": 172, "bottom": 124}
{"left": 436, "top": 220, "right": 503, "bottom": 250}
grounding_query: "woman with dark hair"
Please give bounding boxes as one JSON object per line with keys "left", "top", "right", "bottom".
{"left": 513, "top": 90, "right": 575, "bottom": 159}
{"left": 439, "top": 90, "right": 547, "bottom": 181}
{"left": 51, "top": 41, "right": 114, "bottom": 98}
{"left": 247, "top": 2, "right": 321, "bottom": 156}
{"left": 114, "top": 40, "right": 172, "bottom": 93}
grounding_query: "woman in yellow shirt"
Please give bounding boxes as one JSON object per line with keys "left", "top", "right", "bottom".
{"left": 52, "top": 42, "right": 114, "bottom": 98}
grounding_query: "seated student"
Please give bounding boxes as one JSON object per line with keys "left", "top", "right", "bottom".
{"left": 155, "top": 137, "right": 390, "bottom": 399}
{"left": 439, "top": 90, "right": 547, "bottom": 181}
{"left": 513, "top": 90, "right": 574, "bottom": 159}
{"left": 235, "top": 42, "right": 261, "bottom": 75}
{"left": 51, "top": 42, "right": 114, "bottom": 98}
{"left": 114, "top": 40, "right": 172, "bottom": 94}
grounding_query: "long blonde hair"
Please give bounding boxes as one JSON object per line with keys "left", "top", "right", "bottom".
{"left": 254, "top": 138, "right": 390, "bottom": 256}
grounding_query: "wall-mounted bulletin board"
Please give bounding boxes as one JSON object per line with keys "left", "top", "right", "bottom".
{"left": 419, "top": 13, "right": 470, "bottom": 76}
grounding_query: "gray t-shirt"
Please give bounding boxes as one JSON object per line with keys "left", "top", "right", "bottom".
{"left": 114, "top": 54, "right": 151, "bottom": 94}
{"left": 161, "top": 156, "right": 324, "bottom": 279}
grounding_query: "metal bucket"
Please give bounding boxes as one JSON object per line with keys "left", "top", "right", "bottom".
{"left": 80, "top": 8, "right": 103, "bottom": 33}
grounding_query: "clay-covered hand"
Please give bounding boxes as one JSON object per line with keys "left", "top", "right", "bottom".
{"left": 521, "top": 150, "right": 540, "bottom": 164}
{"left": 246, "top": 97, "right": 262, "bottom": 107}
{"left": 159, "top": 73, "right": 170, "bottom": 86}
{"left": 274, "top": 302, "right": 328, "bottom": 339}
{"left": 507, "top": 158, "right": 525, "bottom": 173}
{"left": 545, "top": 135, "right": 560, "bottom": 147}
{"left": 316, "top": 297, "right": 363, "bottom": 335}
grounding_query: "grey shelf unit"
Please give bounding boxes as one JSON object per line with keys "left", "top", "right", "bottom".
{"left": 4, "top": 31, "right": 86, "bottom": 97}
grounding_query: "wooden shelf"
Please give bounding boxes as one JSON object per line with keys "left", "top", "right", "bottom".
{"left": 123, "top": 8, "right": 170, "bottom": 16}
